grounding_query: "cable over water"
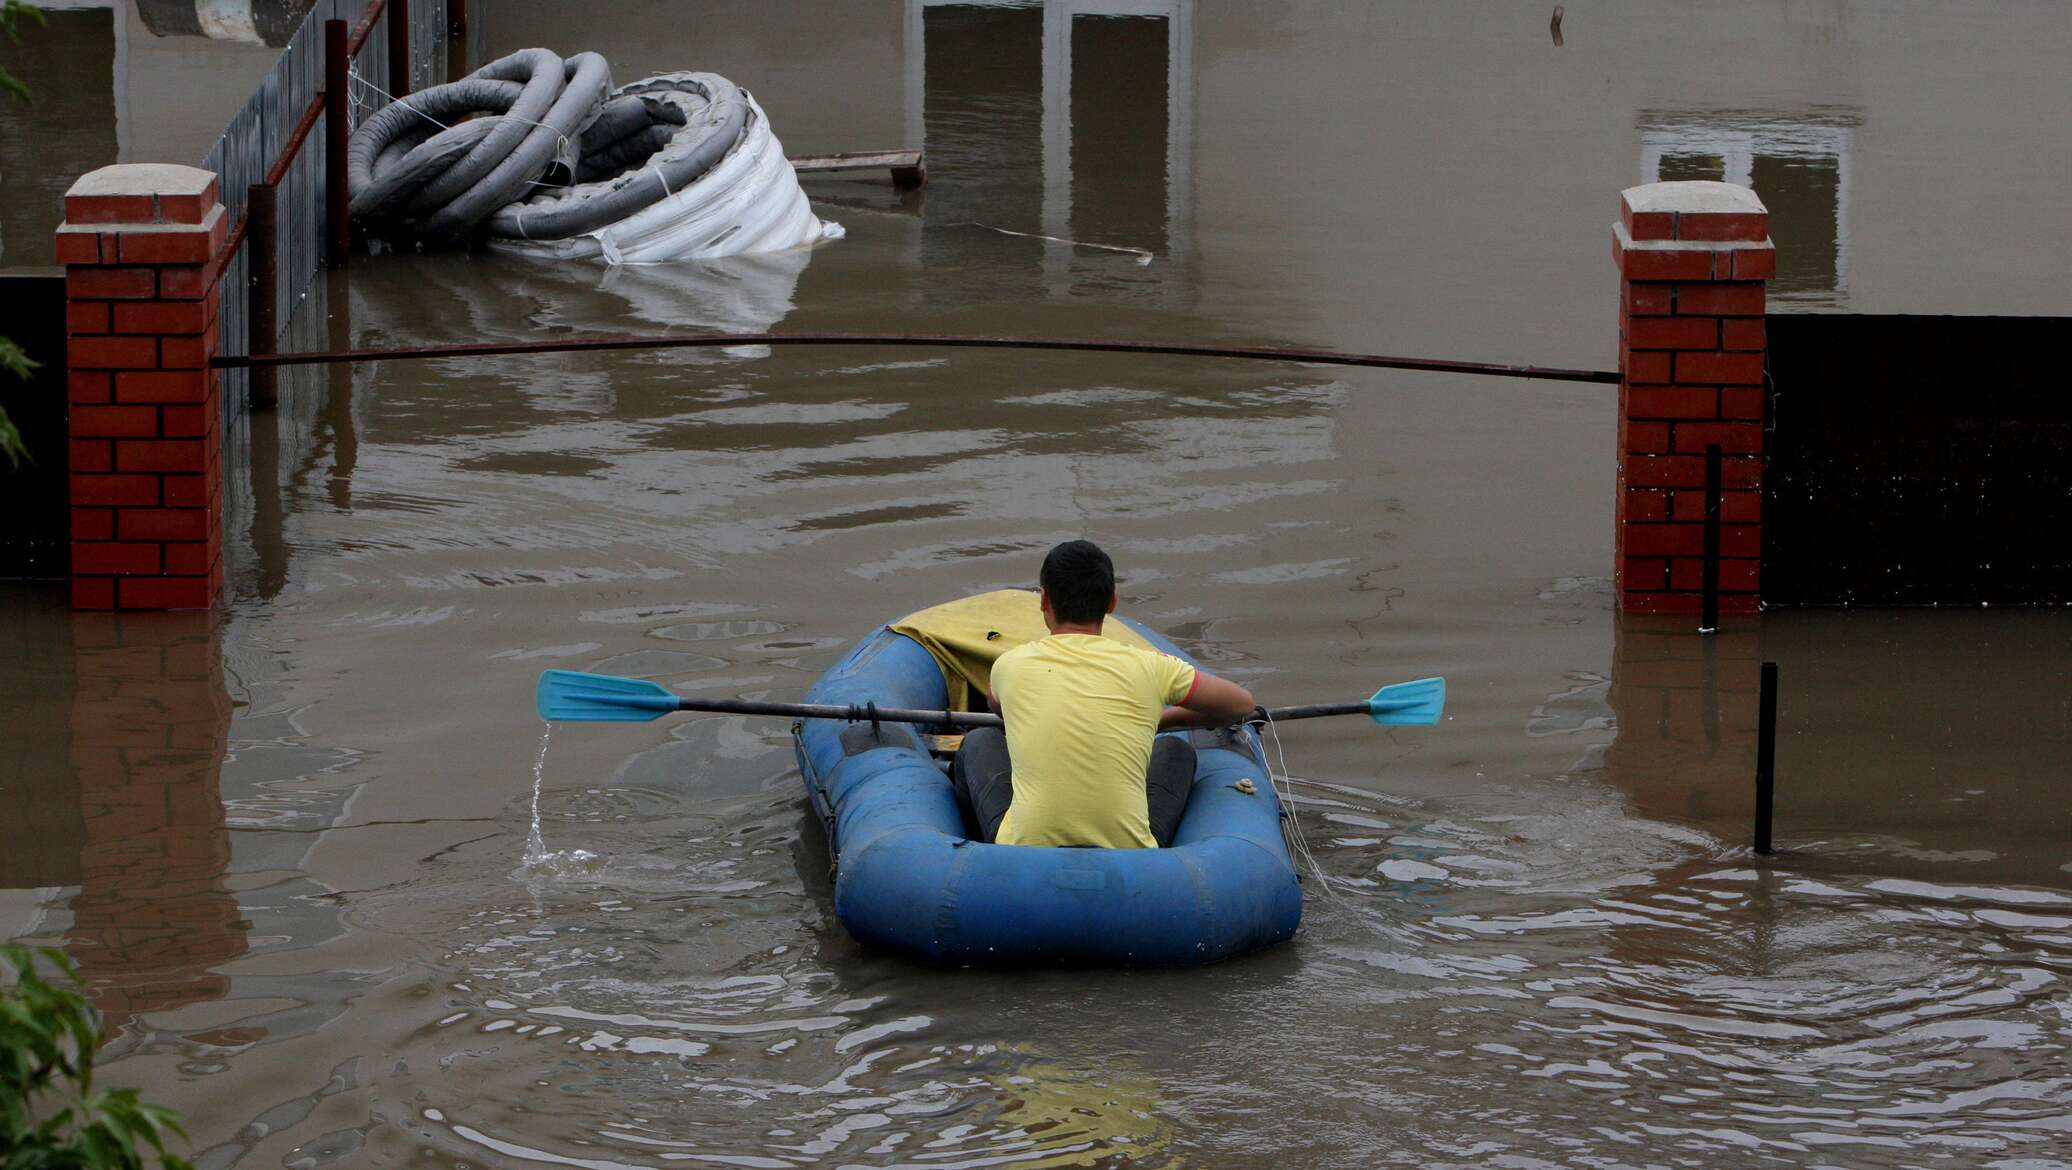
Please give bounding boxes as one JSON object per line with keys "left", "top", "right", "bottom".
{"left": 213, "top": 330, "right": 1624, "bottom": 384}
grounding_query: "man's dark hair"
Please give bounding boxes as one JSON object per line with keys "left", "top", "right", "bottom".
{"left": 1040, "top": 540, "right": 1115, "bottom": 625}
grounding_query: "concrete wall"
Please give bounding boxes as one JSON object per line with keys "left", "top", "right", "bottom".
{"left": 481, "top": 0, "right": 910, "bottom": 157}
{"left": 0, "top": 2, "right": 284, "bottom": 269}
{"left": 1187, "top": 0, "right": 2072, "bottom": 367}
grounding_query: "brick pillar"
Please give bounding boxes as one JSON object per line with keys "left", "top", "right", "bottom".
{"left": 1612, "top": 181, "right": 1774, "bottom": 615}
{"left": 57, "top": 164, "right": 227, "bottom": 612}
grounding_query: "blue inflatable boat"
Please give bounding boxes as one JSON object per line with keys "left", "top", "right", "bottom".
{"left": 792, "top": 592, "right": 1303, "bottom": 966}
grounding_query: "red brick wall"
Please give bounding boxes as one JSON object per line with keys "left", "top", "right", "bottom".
{"left": 58, "top": 165, "right": 227, "bottom": 611}
{"left": 1612, "top": 182, "right": 1774, "bottom": 615}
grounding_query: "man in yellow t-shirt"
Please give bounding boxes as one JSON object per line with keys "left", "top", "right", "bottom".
{"left": 951, "top": 540, "right": 1257, "bottom": 849}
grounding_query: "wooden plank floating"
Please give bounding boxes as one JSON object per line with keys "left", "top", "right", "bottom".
{"left": 789, "top": 149, "right": 926, "bottom": 190}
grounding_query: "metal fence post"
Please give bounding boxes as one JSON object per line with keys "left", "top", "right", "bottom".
{"left": 325, "top": 19, "right": 350, "bottom": 269}
{"left": 247, "top": 182, "right": 279, "bottom": 410}
{"left": 388, "top": 0, "right": 411, "bottom": 99}
{"left": 1754, "top": 661, "right": 1778, "bottom": 855}
{"left": 1701, "top": 443, "right": 1722, "bottom": 633}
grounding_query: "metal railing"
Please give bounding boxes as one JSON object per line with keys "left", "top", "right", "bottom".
{"left": 203, "top": 0, "right": 464, "bottom": 417}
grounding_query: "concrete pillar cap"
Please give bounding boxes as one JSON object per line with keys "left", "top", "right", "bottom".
{"left": 66, "top": 164, "right": 219, "bottom": 201}
{"left": 65, "top": 164, "right": 223, "bottom": 227}
{"left": 1622, "top": 180, "right": 1766, "bottom": 215}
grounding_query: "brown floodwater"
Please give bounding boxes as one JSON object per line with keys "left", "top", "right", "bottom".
{"left": 4, "top": 3, "right": 2071, "bottom": 1168}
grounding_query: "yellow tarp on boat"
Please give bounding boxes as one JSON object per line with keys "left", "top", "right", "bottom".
{"left": 888, "top": 589, "right": 1159, "bottom": 713}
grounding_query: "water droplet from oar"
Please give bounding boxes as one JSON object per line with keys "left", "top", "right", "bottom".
{"left": 523, "top": 725, "right": 552, "bottom": 869}
{"left": 518, "top": 726, "right": 608, "bottom": 880}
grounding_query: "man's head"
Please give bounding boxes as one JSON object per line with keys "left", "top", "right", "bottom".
{"left": 1039, "top": 540, "right": 1117, "bottom": 628}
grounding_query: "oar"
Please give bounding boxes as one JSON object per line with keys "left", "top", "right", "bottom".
{"left": 537, "top": 670, "right": 1445, "bottom": 728}
{"left": 1262, "top": 676, "right": 1446, "bottom": 726}
{"left": 538, "top": 668, "right": 1004, "bottom": 727}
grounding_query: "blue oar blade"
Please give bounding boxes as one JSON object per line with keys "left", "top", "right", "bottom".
{"left": 537, "top": 670, "right": 681, "bottom": 722}
{"left": 1367, "top": 676, "right": 1445, "bottom": 726}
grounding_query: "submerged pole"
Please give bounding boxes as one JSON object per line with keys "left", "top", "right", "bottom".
{"left": 325, "top": 18, "right": 350, "bottom": 269}
{"left": 387, "top": 0, "right": 411, "bottom": 99}
{"left": 1755, "top": 661, "right": 1778, "bottom": 855}
{"left": 1700, "top": 443, "right": 1722, "bottom": 633}
{"left": 247, "top": 182, "right": 278, "bottom": 411}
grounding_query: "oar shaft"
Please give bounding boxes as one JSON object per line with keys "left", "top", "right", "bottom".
{"left": 673, "top": 696, "right": 1003, "bottom": 729}
{"left": 1258, "top": 702, "right": 1371, "bottom": 722}
{"left": 674, "top": 698, "right": 1373, "bottom": 726}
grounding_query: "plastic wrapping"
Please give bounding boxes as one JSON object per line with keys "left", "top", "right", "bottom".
{"left": 346, "top": 49, "right": 839, "bottom": 262}
{"left": 490, "top": 87, "right": 841, "bottom": 263}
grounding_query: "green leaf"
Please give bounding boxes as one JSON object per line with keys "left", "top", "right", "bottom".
{"left": 0, "top": 0, "right": 47, "bottom": 41}
{"left": 134, "top": 1104, "right": 185, "bottom": 1143}
{"left": 0, "top": 945, "right": 190, "bottom": 1169}
{"left": 0, "top": 335, "right": 34, "bottom": 469}
{"left": 0, "top": 337, "right": 36, "bottom": 381}
{"left": 0, "top": 1, "right": 39, "bottom": 106}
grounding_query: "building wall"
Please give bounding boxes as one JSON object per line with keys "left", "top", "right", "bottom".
{"left": 1188, "top": 0, "right": 2072, "bottom": 367}
{"left": 481, "top": 0, "right": 910, "bottom": 157}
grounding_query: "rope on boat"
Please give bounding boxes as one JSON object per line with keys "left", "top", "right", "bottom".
{"left": 1259, "top": 712, "right": 1346, "bottom": 901}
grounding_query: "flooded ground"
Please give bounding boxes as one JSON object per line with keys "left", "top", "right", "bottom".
{"left": 5, "top": 2, "right": 2072, "bottom": 1167}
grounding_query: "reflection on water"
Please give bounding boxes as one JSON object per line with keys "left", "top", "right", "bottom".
{"left": 1640, "top": 108, "right": 1860, "bottom": 307}
{"left": 4, "top": 2, "right": 2071, "bottom": 1167}
{"left": 1606, "top": 611, "right": 2072, "bottom": 883}
{"left": 0, "top": 607, "right": 244, "bottom": 1039}
{"left": 916, "top": 1, "right": 1192, "bottom": 309}
{"left": 239, "top": 271, "right": 358, "bottom": 602}
{"left": 67, "top": 614, "right": 242, "bottom": 1039}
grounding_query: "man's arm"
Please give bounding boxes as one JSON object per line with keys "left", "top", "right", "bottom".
{"left": 1158, "top": 670, "right": 1255, "bottom": 730}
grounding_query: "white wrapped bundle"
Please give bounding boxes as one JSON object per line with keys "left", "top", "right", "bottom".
{"left": 491, "top": 88, "right": 841, "bottom": 263}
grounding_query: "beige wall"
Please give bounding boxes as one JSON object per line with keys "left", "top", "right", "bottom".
{"left": 119, "top": 2, "right": 285, "bottom": 167}
{"left": 0, "top": 2, "right": 289, "bottom": 268}
{"left": 482, "top": 0, "right": 909, "bottom": 157}
{"left": 1188, "top": 0, "right": 2072, "bottom": 368}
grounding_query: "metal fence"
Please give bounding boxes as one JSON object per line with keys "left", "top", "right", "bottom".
{"left": 1764, "top": 314, "right": 2072, "bottom": 606}
{"left": 204, "top": 0, "right": 463, "bottom": 425}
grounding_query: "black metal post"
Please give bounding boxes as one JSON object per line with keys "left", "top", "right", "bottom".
{"left": 1755, "top": 661, "right": 1777, "bottom": 855}
{"left": 1700, "top": 443, "right": 1722, "bottom": 634}
{"left": 325, "top": 19, "right": 350, "bottom": 269}
{"left": 247, "top": 183, "right": 279, "bottom": 411}
{"left": 448, "top": 0, "right": 466, "bottom": 38}
{"left": 387, "top": 0, "right": 411, "bottom": 99}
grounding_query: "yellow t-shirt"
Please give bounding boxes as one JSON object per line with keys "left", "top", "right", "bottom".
{"left": 990, "top": 633, "right": 1199, "bottom": 849}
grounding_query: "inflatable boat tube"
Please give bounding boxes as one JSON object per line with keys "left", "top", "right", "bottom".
{"left": 793, "top": 610, "right": 1304, "bottom": 967}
